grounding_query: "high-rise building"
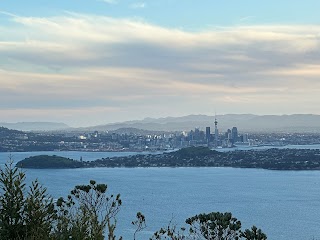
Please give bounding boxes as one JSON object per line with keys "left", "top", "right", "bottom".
{"left": 206, "top": 127, "right": 211, "bottom": 142}
{"left": 225, "top": 129, "right": 231, "bottom": 139}
{"left": 194, "top": 128, "right": 200, "bottom": 141}
{"left": 243, "top": 133, "right": 249, "bottom": 143}
{"left": 231, "top": 127, "right": 238, "bottom": 143}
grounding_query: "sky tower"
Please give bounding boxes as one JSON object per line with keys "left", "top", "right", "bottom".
{"left": 214, "top": 114, "right": 219, "bottom": 147}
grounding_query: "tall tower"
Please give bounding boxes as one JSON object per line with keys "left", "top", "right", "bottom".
{"left": 214, "top": 114, "right": 219, "bottom": 147}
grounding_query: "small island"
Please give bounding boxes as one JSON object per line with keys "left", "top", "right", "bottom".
{"left": 16, "top": 146, "right": 320, "bottom": 170}
{"left": 16, "top": 155, "right": 84, "bottom": 169}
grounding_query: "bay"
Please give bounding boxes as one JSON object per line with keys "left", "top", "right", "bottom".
{"left": 1, "top": 148, "right": 320, "bottom": 239}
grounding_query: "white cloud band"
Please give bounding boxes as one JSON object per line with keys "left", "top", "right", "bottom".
{"left": 1, "top": 13, "right": 320, "bottom": 124}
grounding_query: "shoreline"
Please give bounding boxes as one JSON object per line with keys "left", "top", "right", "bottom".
{"left": 2, "top": 143, "right": 320, "bottom": 154}
{"left": 15, "top": 147, "right": 320, "bottom": 171}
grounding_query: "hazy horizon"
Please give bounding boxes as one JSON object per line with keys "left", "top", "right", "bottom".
{"left": 2, "top": 112, "right": 320, "bottom": 129}
{"left": 1, "top": 1, "right": 320, "bottom": 127}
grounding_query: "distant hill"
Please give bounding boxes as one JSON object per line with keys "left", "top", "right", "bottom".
{"left": 4, "top": 114, "right": 320, "bottom": 133}
{"left": 0, "top": 122, "right": 70, "bottom": 131}
{"left": 110, "top": 127, "right": 169, "bottom": 135}
{"left": 0, "top": 126, "right": 25, "bottom": 137}
{"left": 80, "top": 114, "right": 320, "bottom": 133}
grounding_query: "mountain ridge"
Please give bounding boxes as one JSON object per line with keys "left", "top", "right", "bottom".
{"left": 0, "top": 122, "right": 70, "bottom": 131}
{"left": 3, "top": 114, "right": 320, "bottom": 133}
{"left": 77, "top": 114, "right": 320, "bottom": 133}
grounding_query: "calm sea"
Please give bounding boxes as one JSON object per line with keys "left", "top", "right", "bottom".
{"left": 1, "top": 147, "right": 320, "bottom": 240}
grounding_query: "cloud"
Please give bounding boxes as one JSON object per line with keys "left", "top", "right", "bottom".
{"left": 1, "top": 13, "right": 320, "bottom": 125}
{"left": 100, "top": 0, "right": 117, "bottom": 4}
{"left": 130, "top": 2, "right": 146, "bottom": 9}
{"left": 239, "top": 16, "right": 255, "bottom": 22}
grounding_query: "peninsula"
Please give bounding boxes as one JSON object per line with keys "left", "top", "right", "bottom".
{"left": 16, "top": 147, "right": 320, "bottom": 170}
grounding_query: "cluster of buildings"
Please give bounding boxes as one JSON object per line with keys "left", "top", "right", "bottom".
{"left": 2, "top": 119, "right": 320, "bottom": 152}
{"left": 181, "top": 117, "right": 250, "bottom": 149}
{"left": 70, "top": 116, "right": 252, "bottom": 151}
{"left": 0, "top": 117, "right": 266, "bottom": 152}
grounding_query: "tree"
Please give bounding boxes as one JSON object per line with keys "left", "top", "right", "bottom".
{"left": 24, "top": 179, "right": 56, "bottom": 240}
{"left": 0, "top": 159, "right": 56, "bottom": 240}
{"left": 132, "top": 211, "right": 146, "bottom": 240}
{"left": 240, "top": 226, "right": 267, "bottom": 240}
{"left": 151, "top": 220, "right": 187, "bottom": 240}
{"left": 54, "top": 180, "right": 122, "bottom": 240}
{"left": 186, "top": 212, "right": 242, "bottom": 239}
{"left": 151, "top": 212, "right": 267, "bottom": 240}
{"left": 0, "top": 159, "right": 26, "bottom": 239}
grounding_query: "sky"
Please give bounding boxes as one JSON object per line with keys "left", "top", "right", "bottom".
{"left": 1, "top": 0, "right": 320, "bottom": 127}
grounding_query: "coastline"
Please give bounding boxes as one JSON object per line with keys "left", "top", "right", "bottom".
{"left": 15, "top": 147, "right": 320, "bottom": 171}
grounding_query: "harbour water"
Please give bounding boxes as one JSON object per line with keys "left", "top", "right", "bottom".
{"left": 1, "top": 147, "right": 320, "bottom": 239}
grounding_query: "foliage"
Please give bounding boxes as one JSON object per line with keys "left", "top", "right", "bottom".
{"left": 240, "top": 226, "right": 267, "bottom": 240}
{"left": 151, "top": 220, "right": 187, "bottom": 240}
{"left": 0, "top": 159, "right": 26, "bottom": 239}
{"left": 0, "top": 158, "right": 56, "bottom": 239}
{"left": 186, "top": 212, "right": 242, "bottom": 239}
{"left": 151, "top": 212, "right": 267, "bottom": 240}
{"left": 24, "top": 179, "right": 56, "bottom": 239}
{"left": 132, "top": 212, "right": 147, "bottom": 240}
{"left": 54, "top": 180, "right": 122, "bottom": 240}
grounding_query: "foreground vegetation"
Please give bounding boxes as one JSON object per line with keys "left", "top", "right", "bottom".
{"left": 17, "top": 146, "right": 320, "bottom": 170}
{"left": 2, "top": 158, "right": 267, "bottom": 239}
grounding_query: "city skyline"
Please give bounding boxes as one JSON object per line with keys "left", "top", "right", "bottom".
{"left": 1, "top": 1, "right": 320, "bottom": 127}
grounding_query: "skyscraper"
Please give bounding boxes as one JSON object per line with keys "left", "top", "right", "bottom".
{"left": 206, "top": 127, "right": 211, "bottom": 142}
{"left": 231, "top": 127, "right": 238, "bottom": 143}
{"left": 226, "top": 129, "right": 231, "bottom": 140}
